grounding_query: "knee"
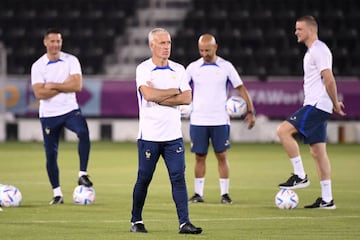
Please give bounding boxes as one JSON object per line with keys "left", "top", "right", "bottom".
{"left": 170, "top": 170, "right": 186, "bottom": 185}
{"left": 216, "top": 151, "right": 227, "bottom": 162}
{"left": 195, "top": 154, "right": 206, "bottom": 163}
{"left": 310, "top": 148, "right": 319, "bottom": 159}
{"left": 277, "top": 122, "right": 293, "bottom": 139}
{"left": 45, "top": 148, "right": 58, "bottom": 161}
{"left": 276, "top": 125, "right": 285, "bottom": 138}
{"left": 136, "top": 171, "right": 153, "bottom": 185}
{"left": 46, "top": 157, "right": 57, "bottom": 168}
{"left": 77, "top": 128, "right": 89, "bottom": 141}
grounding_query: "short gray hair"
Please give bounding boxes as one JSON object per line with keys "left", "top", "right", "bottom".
{"left": 148, "top": 28, "right": 169, "bottom": 44}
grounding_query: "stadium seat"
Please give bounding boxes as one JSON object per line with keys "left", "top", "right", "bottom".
{"left": 171, "top": 0, "right": 360, "bottom": 77}
{"left": 0, "top": 0, "right": 138, "bottom": 75}
{"left": 1, "top": 0, "right": 359, "bottom": 76}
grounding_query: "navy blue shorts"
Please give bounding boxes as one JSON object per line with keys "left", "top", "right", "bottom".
{"left": 190, "top": 125, "right": 230, "bottom": 154}
{"left": 286, "top": 105, "right": 331, "bottom": 144}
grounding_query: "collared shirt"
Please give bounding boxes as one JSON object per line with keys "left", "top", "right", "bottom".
{"left": 136, "top": 58, "right": 191, "bottom": 141}
{"left": 31, "top": 51, "right": 82, "bottom": 117}
{"left": 186, "top": 56, "right": 243, "bottom": 125}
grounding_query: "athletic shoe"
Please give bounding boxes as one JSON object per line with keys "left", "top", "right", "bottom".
{"left": 188, "top": 193, "right": 204, "bottom": 203}
{"left": 78, "top": 175, "right": 93, "bottom": 187}
{"left": 130, "top": 223, "right": 148, "bottom": 233}
{"left": 278, "top": 173, "right": 310, "bottom": 189}
{"left": 179, "top": 222, "right": 202, "bottom": 234}
{"left": 221, "top": 194, "right": 233, "bottom": 204}
{"left": 49, "top": 196, "right": 64, "bottom": 205}
{"left": 304, "top": 197, "right": 336, "bottom": 209}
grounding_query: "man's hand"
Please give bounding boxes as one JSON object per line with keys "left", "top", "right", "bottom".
{"left": 244, "top": 112, "right": 256, "bottom": 129}
{"left": 334, "top": 101, "right": 346, "bottom": 116}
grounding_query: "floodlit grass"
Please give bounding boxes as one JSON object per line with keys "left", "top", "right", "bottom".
{"left": 0, "top": 141, "right": 359, "bottom": 239}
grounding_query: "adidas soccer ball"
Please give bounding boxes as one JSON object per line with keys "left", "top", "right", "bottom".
{"left": 0, "top": 184, "right": 22, "bottom": 207}
{"left": 275, "top": 189, "right": 299, "bottom": 209}
{"left": 73, "top": 185, "right": 95, "bottom": 205}
{"left": 226, "top": 96, "right": 247, "bottom": 117}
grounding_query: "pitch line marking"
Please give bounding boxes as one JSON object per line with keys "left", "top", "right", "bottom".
{"left": 5, "top": 215, "right": 359, "bottom": 224}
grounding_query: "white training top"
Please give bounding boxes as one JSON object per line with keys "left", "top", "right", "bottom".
{"left": 303, "top": 40, "right": 333, "bottom": 113}
{"left": 186, "top": 57, "right": 243, "bottom": 125}
{"left": 31, "top": 52, "right": 82, "bottom": 117}
{"left": 136, "top": 58, "right": 191, "bottom": 141}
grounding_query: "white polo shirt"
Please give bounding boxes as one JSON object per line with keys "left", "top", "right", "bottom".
{"left": 31, "top": 51, "right": 81, "bottom": 117}
{"left": 186, "top": 57, "right": 243, "bottom": 125}
{"left": 303, "top": 40, "right": 333, "bottom": 113}
{"left": 136, "top": 58, "right": 191, "bottom": 141}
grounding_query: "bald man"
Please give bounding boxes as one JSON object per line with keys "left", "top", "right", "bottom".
{"left": 277, "top": 16, "right": 345, "bottom": 209}
{"left": 186, "top": 33, "right": 255, "bottom": 204}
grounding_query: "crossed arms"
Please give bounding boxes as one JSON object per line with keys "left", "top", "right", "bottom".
{"left": 139, "top": 82, "right": 192, "bottom": 106}
{"left": 32, "top": 74, "right": 82, "bottom": 100}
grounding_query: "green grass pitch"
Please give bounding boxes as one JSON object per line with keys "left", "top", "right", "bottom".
{"left": 0, "top": 141, "right": 359, "bottom": 239}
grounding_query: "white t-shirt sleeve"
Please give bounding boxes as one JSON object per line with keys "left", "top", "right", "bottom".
{"left": 185, "top": 64, "right": 193, "bottom": 84}
{"left": 31, "top": 57, "right": 45, "bottom": 85}
{"left": 31, "top": 65, "right": 42, "bottom": 85}
{"left": 312, "top": 44, "right": 332, "bottom": 72}
{"left": 179, "top": 65, "right": 192, "bottom": 92}
{"left": 227, "top": 61, "right": 243, "bottom": 88}
{"left": 69, "top": 55, "right": 82, "bottom": 75}
{"left": 136, "top": 63, "right": 149, "bottom": 90}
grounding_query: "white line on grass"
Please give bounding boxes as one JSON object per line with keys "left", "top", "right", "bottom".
{"left": 8, "top": 215, "right": 360, "bottom": 224}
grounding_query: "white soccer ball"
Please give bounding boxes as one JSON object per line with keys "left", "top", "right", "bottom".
{"left": 179, "top": 103, "right": 192, "bottom": 118}
{"left": 226, "top": 96, "right": 247, "bottom": 117}
{"left": 275, "top": 189, "right": 299, "bottom": 209}
{"left": 0, "top": 184, "right": 22, "bottom": 207}
{"left": 73, "top": 185, "right": 95, "bottom": 205}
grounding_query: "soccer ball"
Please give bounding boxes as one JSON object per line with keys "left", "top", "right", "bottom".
{"left": 275, "top": 189, "right": 299, "bottom": 209}
{"left": 73, "top": 185, "right": 95, "bottom": 205}
{"left": 226, "top": 96, "right": 247, "bottom": 117}
{"left": 179, "top": 103, "right": 192, "bottom": 118}
{"left": 0, "top": 184, "right": 22, "bottom": 207}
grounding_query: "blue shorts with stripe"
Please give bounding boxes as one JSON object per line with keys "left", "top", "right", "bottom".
{"left": 286, "top": 105, "right": 331, "bottom": 144}
{"left": 190, "top": 125, "right": 230, "bottom": 154}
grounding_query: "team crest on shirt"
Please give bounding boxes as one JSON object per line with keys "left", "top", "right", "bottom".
{"left": 45, "top": 127, "right": 51, "bottom": 135}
